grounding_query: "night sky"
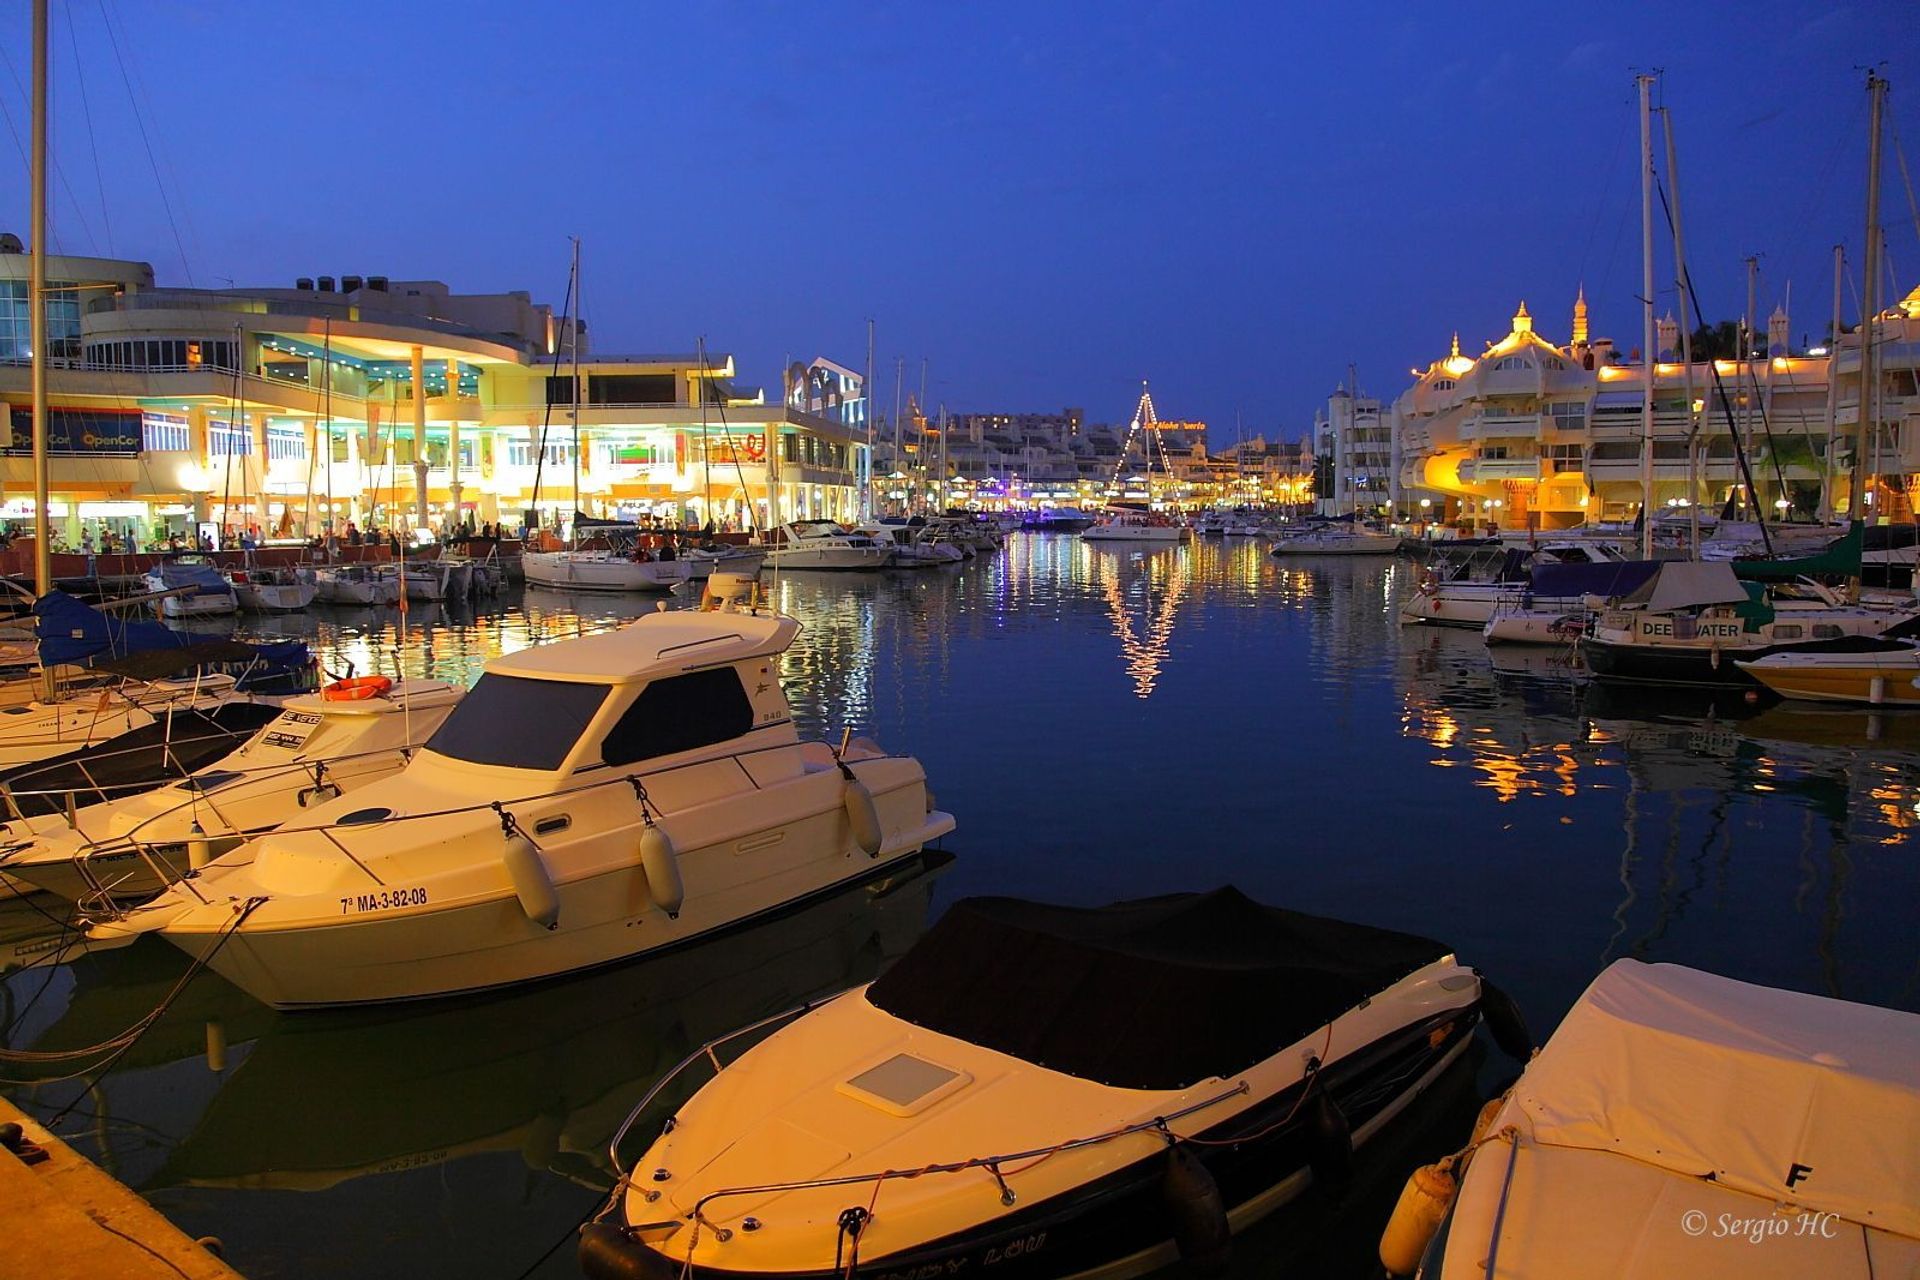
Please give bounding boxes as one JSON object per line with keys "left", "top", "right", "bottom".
{"left": 5, "top": 1, "right": 1918, "bottom": 440}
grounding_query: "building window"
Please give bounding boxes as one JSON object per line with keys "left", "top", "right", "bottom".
{"left": 506, "top": 438, "right": 574, "bottom": 468}
{"left": 588, "top": 374, "right": 675, "bottom": 405}
{"left": 209, "top": 421, "right": 252, "bottom": 456}
{"left": 267, "top": 425, "right": 307, "bottom": 461}
{"left": 142, "top": 413, "right": 191, "bottom": 452}
{"left": 545, "top": 375, "right": 577, "bottom": 406}
{"left": 1550, "top": 402, "right": 1587, "bottom": 431}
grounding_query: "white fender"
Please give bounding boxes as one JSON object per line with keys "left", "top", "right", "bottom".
{"left": 844, "top": 776, "right": 884, "bottom": 857}
{"left": 187, "top": 821, "right": 211, "bottom": 871}
{"left": 503, "top": 833, "right": 560, "bottom": 929}
{"left": 639, "top": 824, "right": 684, "bottom": 917}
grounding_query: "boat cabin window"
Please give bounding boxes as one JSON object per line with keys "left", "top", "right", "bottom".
{"left": 1771, "top": 624, "right": 1803, "bottom": 640}
{"left": 424, "top": 674, "right": 609, "bottom": 770}
{"left": 600, "top": 668, "right": 756, "bottom": 766}
{"left": 1812, "top": 624, "right": 1842, "bottom": 639}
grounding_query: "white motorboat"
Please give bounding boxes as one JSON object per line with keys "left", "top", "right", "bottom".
{"left": 90, "top": 583, "right": 955, "bottom": 1007}
{"left": 1271, "top": 526, "right": 1402, "bottom": 556}
{"left": 1020, "top": 506, "right": 1096, "bottom": 532}
{"left": 144, "top": 558, "right": 239, "bottom": 617}
{"left": 0, "top": 670, "right": 251, "bottom": 769}
{"left": 227, "top": 566, "right": 318, "bottom": 613}
{"left": 1401, "top": 542, "right": 1631, "bottom": 629}
{"left": 585, "top": 888, "right": 1507, "bottom": 1280}
{"left": 524, "top": 549, "right": 694, "bottom": 593}
{"left": 1081, "top": 511, "right": 1184, "bottom": 543}
{"left": 860, "top": 523, "right": 966, "bottom": 567}
{"left": 1387, "top": 960, "right": 1920, "bottom": 1279}
{"left": 682, "top": 545, "right": 768, "bottom": 581}
{"left": 403, "top": 559, "right": 453, "bottom": 601}
{"left": 761, "top": 521, "right": 893, "bottom": 572}
{"left": 0, "top": 677, "right": 462, "bottom": 903}
{"left": 313, "top": 564, "right": 399, "bottom": 607}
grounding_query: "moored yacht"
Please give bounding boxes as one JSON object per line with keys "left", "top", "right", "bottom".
{"left": 227, "top": 565, "right": 318, "bottom": 613}
{"left": 584, "top": 888, "right": 1510, "bottom": 1280}
{"left": 1402, "top": 542, "right": 1634, "bottom": 629}
{"left": 1579, "top": 561, "right": 1918, "bottom": 686}
{"left": 1271, "top": 522, "right": 1401, "bottom": 556}
{"left": 1080, "top": 510, "right": 1184, "bottom": 543}
{"left": 1736, "top": 643, "right": 1920, "bottom": 705}
{"left": 762, "top": 521, "right": 893, "bottom": 571}
{"left": 144, "top": 558, "right": 239, "bottom": 618}
{"left": 88, "top": 579, "right": 954, "bottom": 1007}
{"left": 0, "top": 677, "right": 461, "bottom": 904}
{"left": 523, "top": 549, "right": 693, "bottom": 593}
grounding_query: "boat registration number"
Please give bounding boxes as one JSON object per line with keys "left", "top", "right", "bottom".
{"left": 261, "top": 712, "right": 322, "bottom": 752}
{"left": 338, "top": 886, "right": 429, "bottom": 914}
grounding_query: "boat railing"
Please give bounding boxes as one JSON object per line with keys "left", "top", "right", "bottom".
{"left": 607, "top": 1055, "right": 1250, "bottom": 1238}
{"left": 75, "top": 735, "right": 925, "bottom": 914}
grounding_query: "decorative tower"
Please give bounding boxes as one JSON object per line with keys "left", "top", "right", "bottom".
{"left": 1767, "top": 304, "right": 1790, "bottom": 358}
{"left": 1656, "top": 313, "right": 1680, "bottom": 362}
{"left": 1571, "top": 287, "right": 1589, "bottom": 347}
{"left": 1512, "top": 301, "right": 1533, "bottom": 336}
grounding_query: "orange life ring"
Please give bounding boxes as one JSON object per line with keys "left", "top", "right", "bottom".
{"left": 322, "top": 675, "right": 393, "bottom": 701}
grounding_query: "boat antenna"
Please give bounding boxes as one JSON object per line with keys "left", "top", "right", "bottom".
{"left": 527, "top": 245, "right": 577, "bottom": 541}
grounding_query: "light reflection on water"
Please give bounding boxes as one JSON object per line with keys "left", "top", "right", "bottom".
{"left": 3, "top": 535, "right": 1916, "bottom": 1278}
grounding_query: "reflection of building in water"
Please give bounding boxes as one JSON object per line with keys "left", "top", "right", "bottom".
{"left": 771, "top": 574, "right": 880, "bottom": 736}
{"left": 1086, "top": 545, "right": 1189, "bottom": 699}
{"left": 1398, "top": 628, "right": 1916, "bottom": 1002}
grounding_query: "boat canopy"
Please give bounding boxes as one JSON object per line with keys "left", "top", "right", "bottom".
{"left": 1732, "top": 521, "right": 1865, "bottom": 581}
{"left": 1514, "top": 960, "right": 1920, "bottom": 1238}
{"left": 1624, "top": 561, "right": 1751, "bottom": 611}
{"left": 1528, "top": 559, "right": 1661, "bottom": 599}
{"left": 148, "top": 559, "right": 231, "bottom": 596}
{"left": 865, "top": 887, "right": 1451, "bottom": 1089}
{"left": 33, "top": 590, "right": 310, "bottom": 683}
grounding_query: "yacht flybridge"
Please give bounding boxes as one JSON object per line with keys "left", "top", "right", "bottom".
{"left": 87, "top": 580, "right": 955, "bottom": 1007}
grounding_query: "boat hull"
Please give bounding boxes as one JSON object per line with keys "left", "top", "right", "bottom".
{"left": 159, "top": 811, "right": 955, "bottom": 1008}
{"left": 1080, "top": 526, "right": 1182, "bottom": 543}
{"left": 1271, "top": 535, "right": 1400, "bottom": 556}
{"left": 592, "top": 1007, "right": 1477, "bottom": 1280}
{"left": 761, "top": 548, "right": 891, "bottom": 571}
{"left": 1736, "top": 657, "right": 1920, "bottom": 705}
{"left": 524, "top": 552, "right": 694, "bottom": 592}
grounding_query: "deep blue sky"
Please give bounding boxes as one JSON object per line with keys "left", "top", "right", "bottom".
{"left": 5, "top": 1, "right": 1918, "bottom": 440}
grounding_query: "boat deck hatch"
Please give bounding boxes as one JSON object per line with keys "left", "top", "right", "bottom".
{"left": 336, "top": 806, "right": 393, "bottom": 825}
{"left": 836, "top": 1054, "right": 970, "bottom": 1117}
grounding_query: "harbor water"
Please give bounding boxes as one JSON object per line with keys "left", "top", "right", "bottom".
{"left": 3, "top": 535, "right": 1917, "bottom": 1278}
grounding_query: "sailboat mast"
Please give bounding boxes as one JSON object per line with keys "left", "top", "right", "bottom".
{"left": 1637, "top": 73, "right": 1657, "bottom": 560}
{"left": 1660, "top": 106, "right": 1700, "bottom": 553}
{"left": 1853, "top": 73, "right": 1884, "bottom": 537}
{"left": 569, "top": 237, "right": 581, "bottom": 548}
{"left": 1820, "top": 244, "right": 1843, "bottom": 523}
{"left": 697, "top": 336, "right": 713, "bottom": 523}
{"left": 29, "top": 0, "right": 50, "bottom": 598}
{"left": 863, "top": 318, "right": 875, "bottom": 522}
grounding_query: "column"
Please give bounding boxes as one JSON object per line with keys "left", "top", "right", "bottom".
{"left": 445, "top": 358, "right": 463, "bottom": 526}
{"left": 410, "top": 344, "right": 428, "bottom": 532}
{"left": 249, "top": 412, "right": 269, "bottom": 534}
{"left": 187, "top": 405, "right": 211, "bottom": 526}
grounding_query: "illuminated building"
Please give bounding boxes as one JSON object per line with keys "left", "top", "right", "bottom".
{"left": 0, "top": 241, "right": 867, "bottom": 547}
{"left": 1313, "top": 380, "right": 1390, "bottom": 515}
{"left": 1387, "top": 295, "right": 1846, "bottom": 529}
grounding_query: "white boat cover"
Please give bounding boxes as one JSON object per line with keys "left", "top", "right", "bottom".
{"left": 1512, "top": 960, "right": 1920, "bottom": 1238}
{"left": 1635, "top": 562, "right": 1751, "bottom": 612}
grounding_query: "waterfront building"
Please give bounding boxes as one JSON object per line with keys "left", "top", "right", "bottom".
{"left": 1832, "top": 279, "right": 1920, "bottom": 519}
{"left": 1313, "top": 382, "right": 1391, "bottom": 516}
{"left": 0, "top": 240, "right": 868, "bottom": 548}
{"left": 1387, "top": 295, "right": 1843, "bottom": 530}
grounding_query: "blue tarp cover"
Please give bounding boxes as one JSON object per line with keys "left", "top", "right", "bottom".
{"left": 32, "top": 589, "right": 308, "bottom": 681}
{"left": 1528, "top": 559, "right": 1663, "bottom": 599}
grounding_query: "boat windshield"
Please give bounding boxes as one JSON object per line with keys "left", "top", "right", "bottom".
{"left": 423, "top": 674, "right": 609, "bottom": 770}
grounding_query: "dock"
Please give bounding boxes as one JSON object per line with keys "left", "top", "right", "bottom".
{"left": 0, "top": 1096, "right": 242, "bottom": 1280}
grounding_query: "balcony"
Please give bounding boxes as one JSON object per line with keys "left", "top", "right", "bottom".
{"left": 1460, "top": 413, "right": 1542, "bottom": 441}
{"left": 1458, "top": 457, "right": 1543, "bottom": 483}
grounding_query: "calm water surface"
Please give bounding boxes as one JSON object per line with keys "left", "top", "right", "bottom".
{"left": 4, "top": 535, "right": 1916, "bottom": 1277}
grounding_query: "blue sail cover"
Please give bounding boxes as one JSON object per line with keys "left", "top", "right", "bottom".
{"left": 32, "top": 589, "right": 310, "bottom": 687}
{"left": 148, "top": 560, "right": 233, "bottom": 597}
{"left": 1528, "top": 559, "right": 1663, "bottom": 600}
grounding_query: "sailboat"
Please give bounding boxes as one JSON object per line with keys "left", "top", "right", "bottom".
{"left": 1082, "top": 383, "right": 1186, "bottom": 543}
{"left": 521, "top": 242, "right": 693, "bottom": 594}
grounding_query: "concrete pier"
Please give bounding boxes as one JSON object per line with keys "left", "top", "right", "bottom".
{"left": 0, "top": 1097, "right": 242, "bottom": 1279}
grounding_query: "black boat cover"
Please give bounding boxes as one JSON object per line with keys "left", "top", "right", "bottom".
{"left": 1527, "top": 558, "right": 1662, "bottom": 600}
{"left": 0, "top": 703, "right": 284, "bottom": 817}
{"left": 866, "top": 887, "right": 1452, "bottom": 1089}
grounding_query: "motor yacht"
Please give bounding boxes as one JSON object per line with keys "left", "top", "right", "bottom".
{"left": 1384, "top": 960, "right": 1919, "bottom": 1279}
{"left": 227, "top": 566, "right": 318, "bottom": 613}
{"left": 1401, "top": 543, "right": 1633, "bottom": 629}
{"left": 0, "top": 677, "right": 461, "bottom": 904}
{"left": 89, "top": 580, "right": 954, "bottom": 1007}
{"left": 1020, "top": 507, "right": 1096, "bottom": 533}
{"left": 524, "top": 549, "right": 694, "bottom": 593}
{"left": 860, "top": 523, "right": 965, "bottom": 567}
{"left": 761, "top": 522, "right": 893, "bottom": 571}
{"left": 313, "top": 564, "right": 400, "bottom": 606}
{"left": 145, "top": 558, "right": 238, "bottom": 618}
{"left": 585, "top": 887, "right": 1506, "bottom": 1280}
{"left": 683, "top": 545, "right": 769, "bottom": 581}
{"left": 1271, "top": 524, "right": 1401, "bottom": 556}
{"left": 1080, "top": 511, "right": 1184, "bottom": 543}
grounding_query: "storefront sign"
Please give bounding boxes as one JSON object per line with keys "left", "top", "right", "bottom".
{"left": 6, "top": 408, "right": 142, "bottom": 457}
